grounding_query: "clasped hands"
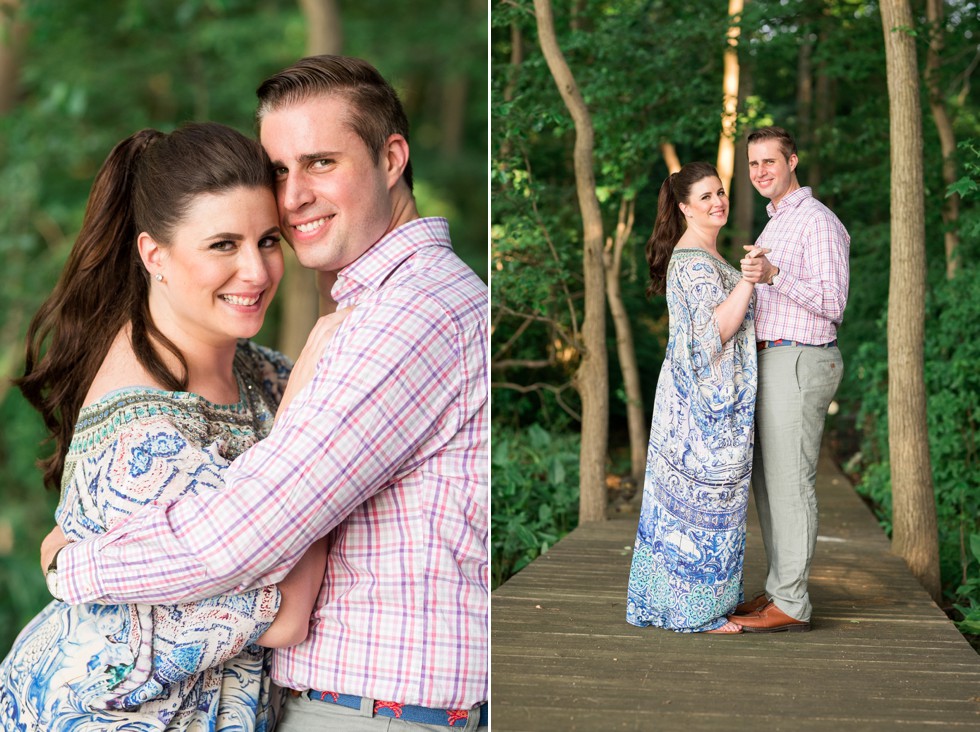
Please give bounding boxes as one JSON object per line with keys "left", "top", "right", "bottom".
{"left": 740, "top": 245, "right": 776, "bottom": 285}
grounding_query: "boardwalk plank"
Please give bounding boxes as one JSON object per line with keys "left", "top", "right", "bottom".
{"left": 491, "top": 450, "right": 980, "bottom": 730}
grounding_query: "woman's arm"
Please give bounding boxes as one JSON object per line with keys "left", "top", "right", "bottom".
{"left": 277, "top": 309, "right": 353, "bottom": 418}
{"left": 706, "top": 245, "right": 772, "bottom": 344}
{"left": 256, "top": 537, "right": 328, "bottom": 648}
{"left": 714, "top": 278, "right": 756, "bottom": 343}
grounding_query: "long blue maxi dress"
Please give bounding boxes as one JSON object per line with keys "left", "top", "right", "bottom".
{"left": 0, "top": 341, "right": 291, "bottom": 731}
{"left": 626, "top": 248, "right": 757, "bottom": 632}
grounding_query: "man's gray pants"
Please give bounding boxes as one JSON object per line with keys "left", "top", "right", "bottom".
{"left": 752, "top": 344, "right": 843, "bottom": 622}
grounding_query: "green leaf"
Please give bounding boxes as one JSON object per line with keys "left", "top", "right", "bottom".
{"left": 549, "top": 457, "right": 566, "bottom": 486}
{"left": 946, "top": 177, "right": 979, "bottom": 199}
{"left": 970, "top": 533, "right": 980, "bottom": 564}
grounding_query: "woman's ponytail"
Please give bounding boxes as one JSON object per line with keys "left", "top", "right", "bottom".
{"left": 17, "top": 130, "right": 163, "bottom": 490}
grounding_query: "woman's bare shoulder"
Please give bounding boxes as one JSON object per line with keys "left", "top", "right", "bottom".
{"left": 82, "top": 324, "right": 165, "bottom": 408}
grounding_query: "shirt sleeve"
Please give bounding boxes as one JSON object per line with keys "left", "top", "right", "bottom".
{"left": 59, "top": 290, "right": 463, "bottom": 605}
{"left": 772, "top": 211, "right": 850, "bottom": 324}
{"left": 55, "top": 415, "right": 280, "bottom": 709}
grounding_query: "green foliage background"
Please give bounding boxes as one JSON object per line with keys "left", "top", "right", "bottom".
{"left": 490, "top": 0, "right": 980, "bottom": 640}
{"left": 0, "top": 0, "right": 487, "bottom": 658}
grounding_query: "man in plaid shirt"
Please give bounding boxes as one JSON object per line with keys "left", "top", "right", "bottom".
{"left": 43, "top": 56, "right": 488, "bottom": 730}
{"left": 732, "top": 126, "right": 850, "bottom": 633}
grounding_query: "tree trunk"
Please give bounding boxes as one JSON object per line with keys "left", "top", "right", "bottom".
{"left": 732, "top": 66, "right": 754, "bottom": 254}
{"left": 505, "top": 23, "right": 524, "bottom": 104}
{"left": 0, "top": 0, "right": 27, "bottom": 400}
{"left": 796, "top": 33, "right": 814, "bottom": 153}
{"left": 925, "top": 0, "right": 960, "bottom": 279}
{"left": 604, "top": 197, "right": 645, "bottom": 484}
{"left": 441, "top": 74, "right": 467, "bottom": 158}
{"left": 533, "top": 0, "right": 609, "bottom": 523}
{"left": 0, "top": 0, "right": 26, "bottom": 114}
{"left": 497, "top": 24, "right": 524, "bottom": 167}
{"left": 811, "top": 28, "right": 835, "bottom": 196}
{"left": 660, "top": 142, "right": 681, "bottom": 174}
{"left": 880, "top": 0, "right": 942, "bottom": 602}
{"left": 715, "top": 0, "right": 743, "bottom": 196}
{"left": 299, "top": 0, "right": 342, "bottom": 56}
{"left": 279, "top": 0, "right": 343, "bottom": 359}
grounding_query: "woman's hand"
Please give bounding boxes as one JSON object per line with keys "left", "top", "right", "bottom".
{"left": 277, "top": 308, "right": 354, "bottom": 418}
{"left": 40, "top": 524, "right": 69, "bottom": 575}
{"left": 256, "top": 537, "right": 328, "bottom": 648}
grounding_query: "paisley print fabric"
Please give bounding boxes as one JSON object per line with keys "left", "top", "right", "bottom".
{"left": 626, "top": 249, "right": 757, "bottom": 632}
{"left": 0, "top": 341, "right": 292, "bottom": 730}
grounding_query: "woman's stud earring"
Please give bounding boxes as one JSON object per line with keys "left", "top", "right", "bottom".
{"left": 154, "top": 273, "right": 164, "bottom": 282}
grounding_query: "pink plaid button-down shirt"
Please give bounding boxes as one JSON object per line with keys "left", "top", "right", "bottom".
{"left": 59, "top": 217, "right": 489, "bottom": 709}
{"left": 753, "top": 187, "right": 850, "bottom": 343}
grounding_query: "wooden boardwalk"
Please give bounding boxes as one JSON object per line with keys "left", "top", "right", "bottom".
{"left": 491, "top": 449, "right": 980, "bottom": 730}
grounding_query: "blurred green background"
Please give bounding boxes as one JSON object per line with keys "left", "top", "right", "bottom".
{"left": 0, "top": 0, "right": 487, "bottom": 657}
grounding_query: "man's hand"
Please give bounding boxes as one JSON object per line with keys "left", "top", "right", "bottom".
{"left": 40, "top": 524, "right": 69, "bottom": 574}
{"left": 741, "top": 245, "right": 776, "bottom": 285}
{"left": 277, "top": 307, "right": 354, "bottom": 418}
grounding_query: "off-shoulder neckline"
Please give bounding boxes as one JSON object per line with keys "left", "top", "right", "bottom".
{"left": 78, "top": 368, "right": 248, "bottom": 415}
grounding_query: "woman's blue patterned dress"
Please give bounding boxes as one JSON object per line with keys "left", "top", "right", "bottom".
{"left": 626, "top": 248, "right": 757, "bottom": 632}
{"left": 0, "top": 341, "right": 292, "bottom": 731}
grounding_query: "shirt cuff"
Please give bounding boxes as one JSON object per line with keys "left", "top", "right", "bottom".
{"left": 59, "top": 535, "right": 108, "bottom": 604}
{"left": 770, "top": 266, "right": 791, "bottom": 292}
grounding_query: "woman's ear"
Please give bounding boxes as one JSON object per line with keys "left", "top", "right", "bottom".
{"left": 137, "top": 232, "right": 165, "bottom": 276}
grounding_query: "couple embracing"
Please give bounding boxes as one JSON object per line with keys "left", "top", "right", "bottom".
{"left": 626, "top": 127, "right": 850, "bottom": 635}
{"left": 0, "top": 55, "right": 488, "bottom": 730}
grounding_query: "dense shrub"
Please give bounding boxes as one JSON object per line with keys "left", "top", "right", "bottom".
{"left": 852, "top": 261, "right": 980, "bottom": 637}
{"left": 491, "top": 424, "right": 580, "bottom": 589}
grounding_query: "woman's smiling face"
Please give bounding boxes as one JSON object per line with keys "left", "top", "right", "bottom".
{"left": 144, "top": 185, "right": 284, "bottom": 347}
{"left": 680, "top": 176, "right": 729, "bottom": 230}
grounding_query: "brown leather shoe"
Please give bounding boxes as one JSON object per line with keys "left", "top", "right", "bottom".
{"left": 728, "top": 601, "right": 810, "bottom": 633}
{"left": 732, "top": 592, "right": 769, "bottom": 616}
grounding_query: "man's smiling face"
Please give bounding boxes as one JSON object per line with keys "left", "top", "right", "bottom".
{"left": 748, "top": 139, "right": 798, "bottom": 208}
{"left": 260, "top": 94, "right": 395, "bottom": 272}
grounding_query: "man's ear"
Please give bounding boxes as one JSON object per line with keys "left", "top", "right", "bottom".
{"left": 788, "top": 153, "right": 799, "bottom": 173}
{"left": 382, "top": 133, "right": 410, "bottom": 189}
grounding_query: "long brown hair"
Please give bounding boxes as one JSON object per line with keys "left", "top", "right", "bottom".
{"left": 255, "top": 54, "right": 414, "bottom": 190}
{"left": 17, "top": 122, "right": 273, "bottom": 490}
{"left": 644, "top": 161, "right": 720, "bottom": 297}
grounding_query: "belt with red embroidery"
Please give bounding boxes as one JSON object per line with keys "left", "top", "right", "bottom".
{"left": 303, "top": 689, "right": 489, "bottom": 727}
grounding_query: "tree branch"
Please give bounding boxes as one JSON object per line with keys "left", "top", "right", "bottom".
{"left": 494, "top": 303, "right": 579, "bottom": 352}
{"left": 491, "top": 379, "right": 581, "bottom": 422}
{"left": 492, "top": 312, "right": 535, "bottom": 359}
{"left": 521, "top": 149, "right": 581, "bottom": 339}
{"left": 491, "top": 358, "right": 555, "bottom": 371}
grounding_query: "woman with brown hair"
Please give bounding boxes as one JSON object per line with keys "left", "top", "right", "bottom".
{"left": 0, "top": 122, "right": 333, "bottom": 730}
{"left": 626, "top": 161, "right": 760, "bottom": 635}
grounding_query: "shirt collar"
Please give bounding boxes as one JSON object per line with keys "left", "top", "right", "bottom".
{"left": 332, "top": 217, "right": 452, "bottom": 302}
{"left": 766, "top": 186, "right": 813, "bottom": 218}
